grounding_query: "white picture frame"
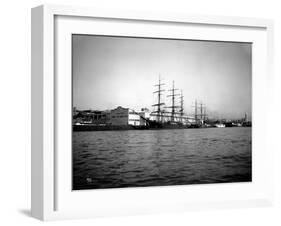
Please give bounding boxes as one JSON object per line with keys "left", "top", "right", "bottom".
{"left": 31, "top": 4, "right": 274, "bottom": 221}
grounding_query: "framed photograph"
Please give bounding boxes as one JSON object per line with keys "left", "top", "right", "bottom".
{"left": 31, "top": 4, "right": 274, "bottom": 221}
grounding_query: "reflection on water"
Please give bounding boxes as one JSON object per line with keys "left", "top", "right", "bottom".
{"left": 73, "top": 127, "right": 251, "bottom": 190}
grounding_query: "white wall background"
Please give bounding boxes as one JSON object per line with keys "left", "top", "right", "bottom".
{"left": 0, "top": 0, "right": 280, "bottom": 225}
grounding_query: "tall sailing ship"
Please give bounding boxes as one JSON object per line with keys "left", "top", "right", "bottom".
{"left": 149, "top": 76, "right": 206, "bottom": 128}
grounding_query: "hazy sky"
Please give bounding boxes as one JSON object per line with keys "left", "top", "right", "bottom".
{"left": 72, "top": 35, "right": 251, "bottom": 119}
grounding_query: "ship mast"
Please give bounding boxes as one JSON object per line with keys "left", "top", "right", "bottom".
{"left": 166, "top": 80, "right": 180, "bottom": 122}
{"left": 193, "top": 100, "right": 207, "bottom": 124}
{"left": 203, "top": 107, "right": 206, "bottom": 121}
{"left": 200, "top": 102, "right": 203, "bottom": 121}
{"left": 179, "top": 90, "right": 184, "bottom": 123}
{"left": 152, "top": 75, "right": 165, "bottom": 122}
{"left": 199, "top": 102, "right": 207, "bottom": 122}
{"left": 194, "top": 99, "right": 198, "bottom": 123}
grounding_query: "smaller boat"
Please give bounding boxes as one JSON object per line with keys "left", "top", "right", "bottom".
{"left": 215, "top": 123, "right": 225, "bottom": 128}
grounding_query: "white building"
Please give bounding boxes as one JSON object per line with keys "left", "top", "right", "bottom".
{"left": 109, "top": 106, "right": 150, "bottom": 126}
{"left": 139, "top": 108, "right": 150, "bottom": 125}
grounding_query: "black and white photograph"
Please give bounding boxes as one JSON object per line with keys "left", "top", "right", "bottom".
{"left": 72, "top": 35, "right": 252, "bottom": 190}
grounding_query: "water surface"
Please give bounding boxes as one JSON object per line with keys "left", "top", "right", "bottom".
{"left": 73, "top": 127, "right": 251, "bottom": 190}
